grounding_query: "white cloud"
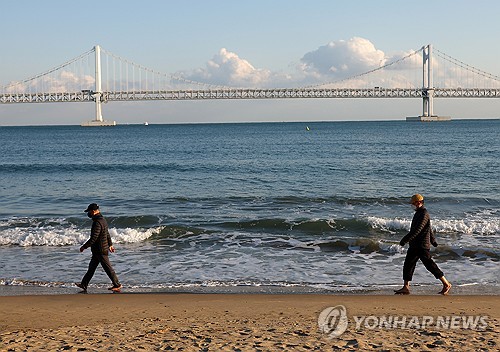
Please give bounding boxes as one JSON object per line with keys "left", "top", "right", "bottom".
{"left": 175, "top": 37, "right": 423, "bottom": 89}
{"left": 299, "top": 37, "right": 386, "bottom": 79}
{"left": 178, "top": 48, "right": 290, "bottom": 88}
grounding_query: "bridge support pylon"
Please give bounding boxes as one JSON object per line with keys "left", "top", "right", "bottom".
{"left": 406, "top": 44, "right": 450, "bottom": 122}
{"left": 81, "top": 45, "right": 116, "bottom": 126}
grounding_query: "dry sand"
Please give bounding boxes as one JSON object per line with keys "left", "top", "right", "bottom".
{"left": 0, "top": 293, "right": 498, "bottom": 351}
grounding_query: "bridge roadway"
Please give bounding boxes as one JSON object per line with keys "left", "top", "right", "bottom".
{"left": 1, "top": 87, "right": 500, "bottom": 104}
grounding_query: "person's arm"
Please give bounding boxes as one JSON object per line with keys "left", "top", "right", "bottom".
{"left": 107, "top": 229, "right": 115, "bottom": 253}
{"left": 430, "top": 227, "right": 438, "bottom": 247}
{"left": 400, "top": 211, "right": 429, "bottom": 246}
{"left": 80, "top": 221, "right": 101, "bottom": 252}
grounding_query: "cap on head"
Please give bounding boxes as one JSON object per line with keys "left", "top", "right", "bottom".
{"left": 409, "top": 194, "right": 424, "bottom": 204}
{"left": 84, "top": 203, "right": 99, "bottom": 213}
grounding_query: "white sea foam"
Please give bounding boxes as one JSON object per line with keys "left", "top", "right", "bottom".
{"left": 0, "top": 225, "right": 87, "bottom": 246}
{"left": 109, "top": 226, "right": 164, "bottom": 244}
{"left": 366, "top": 217, "right": 410, "bottom": 233}
{"left": 384, "top": 243, "right": 406, "bottom": 254}
{"left": 434, "top": 217, "right": 499, "bottom": 235}
{"left": 367, "top": 216, "right": 499, "bottom": 235}
{"left": 0, "top": 222, "right": 162, "bottom": 246}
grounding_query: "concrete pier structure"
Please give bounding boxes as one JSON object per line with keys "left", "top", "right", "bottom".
{"left": 406, "top": 115, "right": 451, "bottom": 122}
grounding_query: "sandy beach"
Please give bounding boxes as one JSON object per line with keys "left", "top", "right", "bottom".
{"left": 0, "top": 293, "right": 498, "bottom": 351}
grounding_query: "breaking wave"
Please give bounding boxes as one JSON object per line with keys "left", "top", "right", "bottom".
{"left": 0, "top": 217, "right": 162, "bottom": 246}
{"left": 367, "top": 215, "right": 499, "bottom": 235}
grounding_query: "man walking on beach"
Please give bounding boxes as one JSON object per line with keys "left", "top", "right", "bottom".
{"left": 395, "top": 194, "right": 451, "bottom": 295}
{"left": 76, "top": 203, "right": 122, "bottom": 293}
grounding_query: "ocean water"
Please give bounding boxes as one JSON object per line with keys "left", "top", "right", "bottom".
{"left": 0, "top": 119, "right": 498, "bottom": 294}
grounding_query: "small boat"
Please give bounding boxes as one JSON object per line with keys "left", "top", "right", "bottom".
{"left": 144, "top": 122, "right": 149, "bottom": 126}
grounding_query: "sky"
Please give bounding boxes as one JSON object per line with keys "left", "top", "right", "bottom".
{"left": 1, "top": 0, "right": 500, "bottom": 125}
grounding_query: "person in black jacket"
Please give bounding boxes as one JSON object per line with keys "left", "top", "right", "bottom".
{"left": 394, "top": 194, "right": 451, "bottom": 295}
{"left": 76, "top": 203, "right": 122, "bottom": 293}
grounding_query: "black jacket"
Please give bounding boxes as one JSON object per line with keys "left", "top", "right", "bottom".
{"left": 400, "top": 207, "right": 437, "bottom": 250}
{"left": 83, "top": 214, "right": 112, "bottom": 255}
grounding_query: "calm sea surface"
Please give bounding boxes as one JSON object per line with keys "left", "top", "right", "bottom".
{"left": 0, "top": 120, "right": 498, "bottom": 294}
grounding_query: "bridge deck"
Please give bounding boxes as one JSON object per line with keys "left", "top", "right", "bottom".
{"left": 1, "top": 88, "right": 500, "bottom": 104}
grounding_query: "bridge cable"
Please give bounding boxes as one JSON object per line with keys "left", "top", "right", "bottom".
{"left": 1, "top": 48, "right": 95, "bottom": 90}
{"left": 300, "top": 47, "right": 424, "bottom": 89}
{"left": 434, "top": 48, "right": 500, "bottom": 82}
{"left": 100, "top": 48, "right": 237, "bottom": 91}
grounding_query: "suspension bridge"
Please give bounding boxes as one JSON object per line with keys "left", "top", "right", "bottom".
{"left": 1, "top": 44, "right": 499, "bottom": 125}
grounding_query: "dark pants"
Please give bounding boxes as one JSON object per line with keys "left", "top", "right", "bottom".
{"left": 81, "top": 253, "right": 120, "bottom": 288}
{"left": 403, "top": 246, "right": 443, "bottom": 281}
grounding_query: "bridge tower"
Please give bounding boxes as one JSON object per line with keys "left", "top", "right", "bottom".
{"left": 81, "top": 45, "right": 116, "bottom": 126}
{"left": 406, "top": 44, "right": 450, "bottom": 121}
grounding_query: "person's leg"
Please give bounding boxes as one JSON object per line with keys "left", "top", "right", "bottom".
{"left": 395, "top": 247, "right": 419, "bottom": 294}
{"left": 438, "top": 276, "right": 452, "bottom": 295}
{"left": 81, "top": 255, "right": 100, "bottom": 289}
{"left": 99, "top": 255, "right": 121, "bottom": 288}
{"left": 394, "top": 280, "right": 411, "bottom": 294}
{"left": 419, "top": 250, "right": 451, "bottom": 294}
{"left": 403, "top": 247, "right": 419, "bottom": 282}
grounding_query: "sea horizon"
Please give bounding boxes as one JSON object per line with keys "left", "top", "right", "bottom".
{"left": 1, "top": 116, "right": 499, "bottom": 128}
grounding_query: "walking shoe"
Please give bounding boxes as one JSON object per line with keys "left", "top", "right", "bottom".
{"left": 75, "top": 283, "right": 87, "bottom": 291}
